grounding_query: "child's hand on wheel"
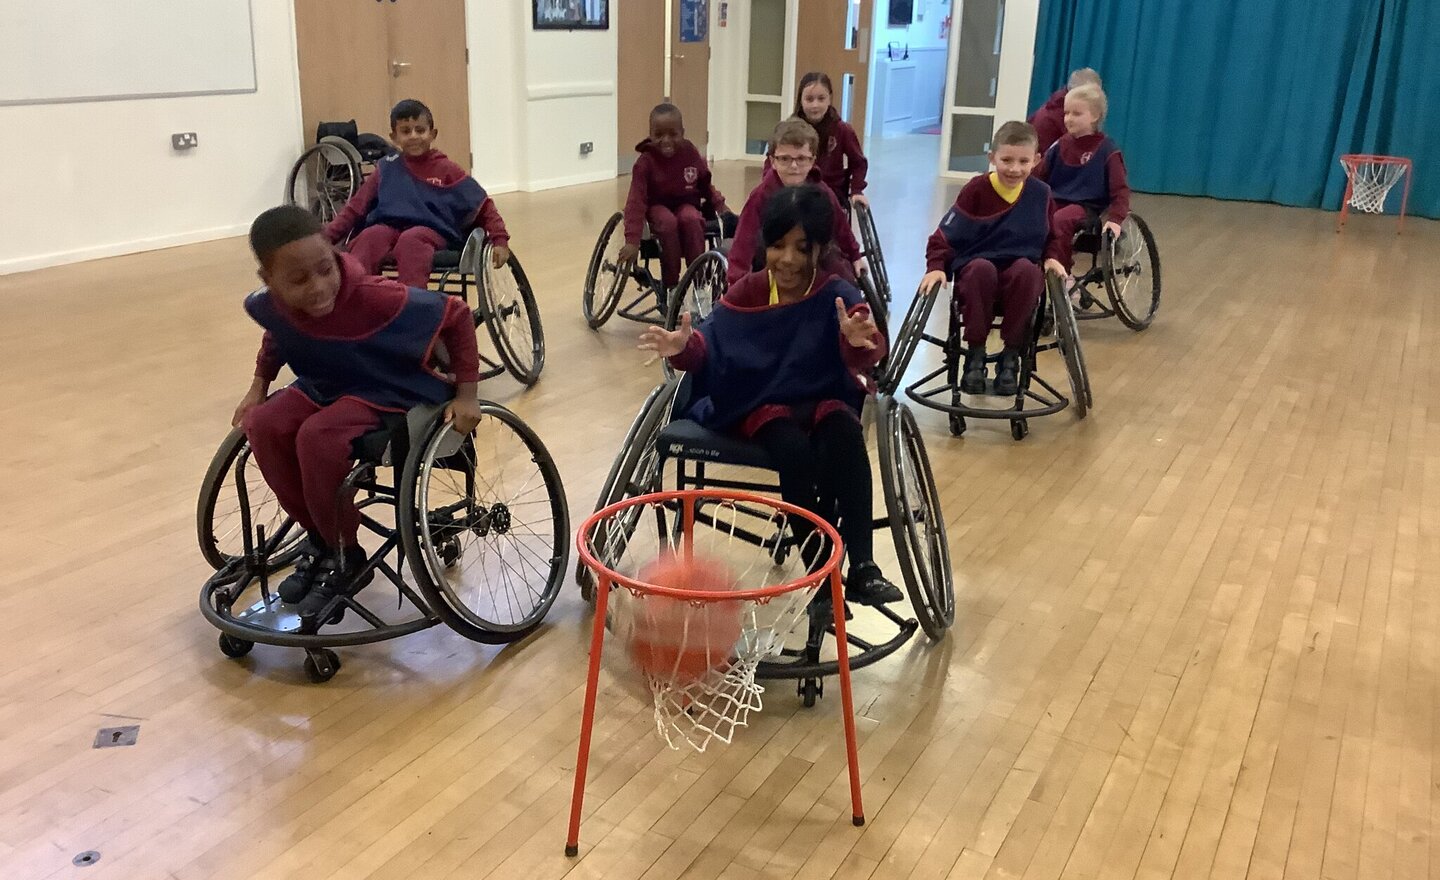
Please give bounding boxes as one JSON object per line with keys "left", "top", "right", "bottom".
{"left": 638, "top": 312, "right": 693, "bottom": 359}
{"left": 231, "top": 386, "right": 266, "bottom": 428}
{"left": 490, "top": 244, "right": 511, "bottom": 269}
{"left": 1043, "top": 258, "right": 1067, "bottom": 279}
{"left": 835, "top": 298, "right": 878, "bottom": 350}
{"left": 1103, "top": 220, "right": 1123, "bottom": 239}
{"left": 617, "top": 243, "right": 640, "bottom": 266}
{"left": 919, "top": 270, "right": 947, "bottom": 297}
{"left": 850, "top": 193, "right": 870, "bottom": 208}
{"left": 445, "top": 397, "right": 484, "bottom": 434}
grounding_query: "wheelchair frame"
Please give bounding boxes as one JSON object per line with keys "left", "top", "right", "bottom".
{"left": 582, "top": 211, "right": 732, "bottom": 329}
{"left": 1065, "top": 212, "right": 1162, "bottom": 331}
{"left": 197, "top": 401, "right": 569, "bottom": 682}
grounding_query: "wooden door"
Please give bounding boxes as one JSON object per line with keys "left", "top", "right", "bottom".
{"left": 794, "top": 0, "right": 874, "bottom": 143}
{"left": 617, "top": 0, "right": 667, "bottom": 172}
{"left": 668, "top": 0, "right": 710, "bottom": 155}
{"left": 387, "top": 0, "right": 472, "bottom": 169}
{"left": 293, "top": 0, "right": 391, "bottom": 144}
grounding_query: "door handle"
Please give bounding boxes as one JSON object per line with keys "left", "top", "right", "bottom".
{"left": 391, "top": 60, "right": 412, "bottom": 77}
{"left": 671, "top": 54, "right": 686, "bottom": 60}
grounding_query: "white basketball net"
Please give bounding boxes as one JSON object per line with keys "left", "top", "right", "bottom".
{"left": 1342, "top": 159, "right": 1408, "bottom": 214}
{"left": 595, "top": 499, "right": 830, "bottom": 752}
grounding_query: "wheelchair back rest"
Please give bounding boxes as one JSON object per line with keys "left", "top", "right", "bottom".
{"left": 316, "top": 119, "right": 359, "bottom": 147}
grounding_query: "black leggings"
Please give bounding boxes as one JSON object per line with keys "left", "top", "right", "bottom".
{"left": 751, "top": 410, "right": 872, "bottom": 571}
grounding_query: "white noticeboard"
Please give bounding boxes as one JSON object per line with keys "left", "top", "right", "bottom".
{"left": 0, "top": 0, "right": 257, "bottom": 106}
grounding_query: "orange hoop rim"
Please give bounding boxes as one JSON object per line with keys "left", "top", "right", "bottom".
{"left": 576, "top": 488, "right": 844, "bottom": 603}
{"left": 1340, "top": 153, "right": 1412, "bottom": 169}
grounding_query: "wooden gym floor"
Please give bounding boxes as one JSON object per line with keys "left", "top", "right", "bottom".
{"left": 2, "top": 141, "right": 1439, "bottom": 879}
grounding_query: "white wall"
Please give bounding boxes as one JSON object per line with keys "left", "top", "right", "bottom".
{"left": 465, "top": 0, "right": 617, "bottom": 193}
{"left": 0, "top": 1, "right": 303, "bottom": 275}
{"left": 875, "top": 0, "right": 951, "bottom": 53}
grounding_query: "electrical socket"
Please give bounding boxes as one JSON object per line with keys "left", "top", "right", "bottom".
{"left": 171, "top": 132, "right": 198, "bottom": 150}
{"left": 579, "top": 141, "right": 594, "bottom": 155}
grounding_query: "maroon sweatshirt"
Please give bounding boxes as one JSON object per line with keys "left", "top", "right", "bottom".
{"left": 1033, "top": 132, "right": 1131, "bottom": 221}
{"left": 924, "top": 175, "right": 1064, "bottom": 272}
{"left": 254, "top": 252, "right": 481, "bottom": 392}
{"left": 1028, "top": 88, "right": 1068, "bottom": 155}
{"left": 727, "top": 168, "right": 862, "bottom": 286}
{"left": 762, "top": 112, "right": 870, "bottom": 204}
{"left": 323, "top": 149, "right": 509, "bottom": 247}
{"left": 622, "top": 138, "right": 729, "bottom": 244}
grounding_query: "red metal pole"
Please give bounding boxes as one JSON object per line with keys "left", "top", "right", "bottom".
{"left": 826, "top": 567, "right": 866, "bottom": 826}
{"left": 565, "top": 572, "right": 613, "bottom": 856}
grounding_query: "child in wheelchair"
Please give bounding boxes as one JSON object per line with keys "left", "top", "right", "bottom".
{"left": 323, "top": 99, "right": 512, "bottom": 288}
{"left": 617, "top": 103, "right": 733, "bottom": 296}
{"left": 793, "top": 71, "right": 870, "bottom": 210}
{"left": 638, "top": 186, "right": 902, "bottom": 607}
{"left": 1033, "top": 83, "right": 1131, "bottom": 291}
{"left": 727, "top": 119, "right": 864, "bottom": 287}
{"left": 232, "top": 206, "right": 483, "bottom": 628}
{"left": 1028, "top": 67, "right": 1102, "bottom": 155}
{"left": 921, "top": 121, "right": 1061, "bottom": 396}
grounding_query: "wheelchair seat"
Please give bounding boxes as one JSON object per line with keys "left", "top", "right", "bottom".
{"left": 655, "top": 419, "right": 775, "bottom": 470}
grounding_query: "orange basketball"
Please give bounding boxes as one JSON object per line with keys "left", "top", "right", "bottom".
{"left": 627, "top": 553, "right": 743, "bottom": 683}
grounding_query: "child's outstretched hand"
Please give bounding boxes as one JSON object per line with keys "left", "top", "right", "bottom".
{"left": 638, "top": 312, "right": 692, "bottom": 358}
{"left": 836, "top": 298, "right": 878, "bottom": 350}
{"left": 919, "top": 270, "right": 948, "bottom": 297}
{"left": 1103, "top": 220, "right": 1123, "bottom": 240}
{"left": 490, "top": 244, "right": 511, "bottom": 269}
{"left": 617, "top": 243, "right": 640, "bottom": 266}
{"left": 445, "top": 396, "right": 484, "bottom": 434}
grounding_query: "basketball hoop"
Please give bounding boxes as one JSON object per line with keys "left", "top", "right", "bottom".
{"left": 565, "top": 489, "right": 866, "bottom": 856}
{"left": 1338, "top": 154, "right": 1413, "bottom": 234}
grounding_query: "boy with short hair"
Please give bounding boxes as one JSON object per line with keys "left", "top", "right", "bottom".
{"left": 727, "top": 119, "right": 862, "bottom": 286}
{"left": 233, "top": 205, "right": 482, "bottom": 629}
{"left": 325, "top": 99, "right": 512, "bottom": 288}
{"left": 1034, "top": 83, "right": 1131, "bottom": 279}
{"left": 921, "top": 121, "right": 1060, "bottom": 397}
{"left": 618, "top": 103, "right": 731, "bottom": 293}
{"left": 1028, "top": 67, "right": 1103, "bottom": 154}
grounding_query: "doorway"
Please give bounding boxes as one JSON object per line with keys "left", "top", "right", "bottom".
{"left": 293, "top": 0, "right": 472, "bottom": 169}
{"left": 616, "top": 0, "right": 712, "bottom": 173}
{"left": 794, "top": 0, "right": 876, "bottom": 148}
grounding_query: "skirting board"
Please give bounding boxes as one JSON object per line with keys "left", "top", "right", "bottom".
{"left": 520, "top": 168, "right": 616, "bottom": 192}
{"left": 1, "top": 223, "right": 251, "bottom": 276}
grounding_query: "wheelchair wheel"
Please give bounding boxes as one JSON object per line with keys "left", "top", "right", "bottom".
{"left": 398, "top": 402, "right": 569, "bottom": 643}
{"left": 583, "top": 212, "right": 629, "bottom": 328}
{"left": 285, "top": 139, "right": 361, "bottom": 225}
{"left": 877, "top": 397, "right": 955, "bottom": 640}
{"left": 856, "top": 272, "right": 890, "bottom": 378}
{"left": 663, "top": 250, "right": 728, "bottom": 331}
{"left": 1046, "top": 274, "right": 1091, "bottom": 418}
{"left": 1102, "top": 213, "right": 1161, "bottom": 331}
{"left": 879, "top": 288, "right": 938, "bottom": 396}
{"left": 576, "top": 379, "right": 681, "bottom": 602}
{"left": 478, "top": 243, "right": 545, "bottom": 386}
{"left": 853, "top": 202, "right": 891, "bottom": 306}
{"left": 196, "top": 428, "right": 306, "bottom": 570}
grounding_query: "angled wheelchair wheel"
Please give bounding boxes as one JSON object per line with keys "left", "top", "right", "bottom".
{"left": 196, "top": 428, "right": 306, "bottom": 571}
{"left": 1103, "top": 213, "right": 1161, "bottom": 331}
{"left": 663, "top": 250, "right": 728, "bottom": 331}
{"left": 285, "top": 140, "right": 361, "bottom": 225}
{"left": 877, "top": 397, "right": 954, "bottom": 640}
{"left": 856, "top": 272, "right": 891, "bottom": 376}
{"left": 879, "top": 288, "right": 938, "bottom": 396}
{"left": 1046, "top": 274, "right": 1091, "bottom": 418}
{"left": 853, "top": 202, "right": 890, "bottom": 306}
{"left": 478, "top": 243, "right": 545, "bottom": 386}
{"left": 398, "top": 402, "right": 569, "bottom": 643}
{"left": 583, "top": 212, "right": 629, "bottom": 328}
{"left": 576, "top": 379, "right": 681, "bottom": 602}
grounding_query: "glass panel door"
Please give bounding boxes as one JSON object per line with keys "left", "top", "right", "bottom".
{"left": 938, "top": 0, "right": 1038, "bottom": 177}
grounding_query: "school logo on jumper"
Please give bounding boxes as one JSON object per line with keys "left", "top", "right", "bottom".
{"left": 1081, "top": 151, "right": 1094, "bottom": 164}
{"left": 827, "top": 136, "right": 838, "bottom": 154}
{"left": 684, "top": 166, "right": 699, "bottom": 184}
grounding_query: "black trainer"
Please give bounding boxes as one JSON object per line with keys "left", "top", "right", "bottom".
{"left": 297, "top": 546, "right": 374, "bottom": 631}
{"left": 277, "top": 538, "right": 326, "bottom": 603}
{"left": 960, "top": 345, "right": 987, "bottom": 395}
{"left": 993, "top": 348, "right": 1021, "bottom": 397}
{"left": 846, "top": 562, "right": 903, "bottom": 606}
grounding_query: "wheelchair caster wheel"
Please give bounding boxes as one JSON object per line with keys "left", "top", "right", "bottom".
{"left": 1011, "top": 419, "right": 1029, "bottom": 442}
{"left": 218, "top": 634, "right": 253, "bottom": 658}
{"left": 439, "top": 539, "right": 461, "bottom": 568}
{"left": 770, "top": 541, "right": 791, "bottom": 566}
{"left": 948, "top": 413, "right": 966, "bottom": 436}
{"left": 799, "top": 677, "right": 822, "bottom": 708}
{"left": 303, "top": 649, "right": 341, "bottom": 683}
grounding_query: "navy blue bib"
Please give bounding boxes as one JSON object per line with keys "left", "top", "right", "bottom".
{"left": 1044, "top": 137, "right": 1116, "bottom": 209}
{"left": 365, "top": 155, "right": 486, "bottom": 245}
{"left": 687, "top": 277, "right": 867, "bottom": 431}
{"left": 939, "top": 178, "right": 1051, "bottom": 276}
{"left": 245, "top": 287, "right": 453, "bottom": 410}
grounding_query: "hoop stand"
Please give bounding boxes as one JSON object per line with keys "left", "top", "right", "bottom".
{"left": 1337, "top": 154, "right": 1412, "bottom": 235}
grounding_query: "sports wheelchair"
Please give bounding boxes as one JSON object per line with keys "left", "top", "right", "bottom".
{"left": 283, "top": 144, "right": 546, "bottom": 387}
{"left": 882, "top": 271, "right": 1091, "bottom": 441}
{"left": 197, "top": 397, "right": 569, "bottom": 682}
{"left": 1063, "top": 211, "right": 1161, "bottom": 330}
{"left": 852, "top": 201, "right": 893, "bottom": 322}
{"left": 577, "top": 287, "right": 952, "bottom": 706}
{"left": 582, "top": 212, "right": 736, "bottom": 328}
